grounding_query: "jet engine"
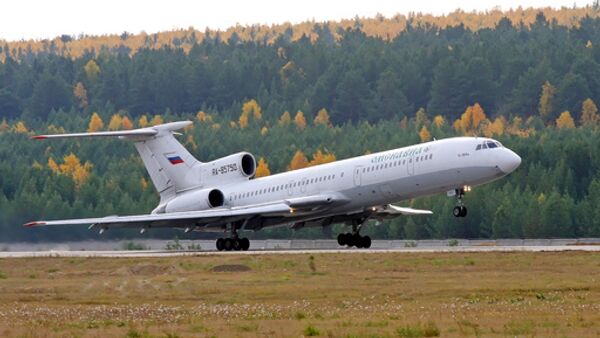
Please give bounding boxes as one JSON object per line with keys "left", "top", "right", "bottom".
{"left": 164, "top": 188, "right": 224, "bottom": 213}
{"left": 201, "top": 152, "right": 256, "bottom": 185}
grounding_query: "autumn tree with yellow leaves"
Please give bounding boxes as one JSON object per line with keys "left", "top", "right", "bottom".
{"left": 73, "top": 82, "right": 88, "bottom": 109}
{"left": 313, "top": 108, "right": 331, "bottom": 127}
{"left": 419, "top": 126, "right": 431, "bottom": 142}
{"left": 539, "top": 81, "right": 556, "bottom": 122}
{"left": 48, "top": 153, "right": 93, "bottom": 188}
{"left": 87, "top": 113, "right": 104, "bottom": 132}
{"left": 308, "top": 150, "right": 336, "bottom": 166}
{"left": 580, "top": 98, "right": 599, "bottom": 126}
{"left": 279, "top": 111, "right": 292, "bottom": 125}
{"left": 556, "top": 111, "right": 575, "bottom": 129}
{"left": 239, "top": 99, "right": 262, "bottom": 128}
{"left": 294, "top": 111, "right": 307, "bottom": 130}
{"left": 255, "top": 158, "right": 271, "bottom": 177}
{"left": 138, "top": 115, "right": 149, "bottom": 127}
{"left": 288, "top": 150, "right": 309, "bottom": 170}
{"left": 453, "top": 103, "right": 487, "bottom": 135}
{"left": 84, "top": 60, "right": 100, "bottom": 82}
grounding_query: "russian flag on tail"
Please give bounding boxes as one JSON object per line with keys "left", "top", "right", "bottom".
{"left": 167, "top": 155, "right": 184, "bottom": 165}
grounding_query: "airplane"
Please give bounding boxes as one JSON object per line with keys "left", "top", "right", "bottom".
{"left": 24, "top": 121, "right": 521, "bottom": 251}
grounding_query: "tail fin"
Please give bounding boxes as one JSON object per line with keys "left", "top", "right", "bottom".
{"left": 32, "top": 121, "right": 203, "bottom": 202}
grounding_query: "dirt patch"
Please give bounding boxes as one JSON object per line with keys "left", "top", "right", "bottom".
{"left": 210, "top": 264, "right": 252, "bottom": 273}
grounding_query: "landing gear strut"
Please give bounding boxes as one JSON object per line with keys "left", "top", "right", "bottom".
{"left": 216, "top": 227, "right": 250, "bottom": 251}
{"left": 337, "top": 220, "right": 372, "bottom": 249}
{"left": 453, "top": 187, "right": 468, "bottom": 218}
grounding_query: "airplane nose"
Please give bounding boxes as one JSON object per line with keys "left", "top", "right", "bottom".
{"left": 498, "top": 149, "right": 521, "bottom": 174}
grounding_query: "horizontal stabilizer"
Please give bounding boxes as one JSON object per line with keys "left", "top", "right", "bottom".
{"left": 31, "top": 121, "right": 192, "bottom": 140}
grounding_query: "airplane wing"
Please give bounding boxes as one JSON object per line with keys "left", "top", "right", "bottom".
{"left": 23, "top": 192, "right": 350, "bottom": 231}
{"left": 24, "top": 203, "right": 293, "bottom": 230}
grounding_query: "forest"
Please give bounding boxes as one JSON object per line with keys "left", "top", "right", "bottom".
{"left": 1, "top": 7, "right": 600, "bottom": 241}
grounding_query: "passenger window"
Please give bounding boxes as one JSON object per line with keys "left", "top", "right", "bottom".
{"left": 429, "top": 154, "right": 433, "bottom": 159}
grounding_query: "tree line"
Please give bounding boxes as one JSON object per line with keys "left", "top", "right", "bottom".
{"left": 1, "top": 101, "right": 599, "bottom": 241}
{"left": 2, "top": 8, "right": 600, "bottom": 241}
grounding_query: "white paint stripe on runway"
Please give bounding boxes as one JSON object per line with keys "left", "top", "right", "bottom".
{"left": 1, "top": 245, "right": 600, "bottom": 258}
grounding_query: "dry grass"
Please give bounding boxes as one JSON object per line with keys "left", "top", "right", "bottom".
{"left": 1, "top": 251, "right": 599, "bottom": 337}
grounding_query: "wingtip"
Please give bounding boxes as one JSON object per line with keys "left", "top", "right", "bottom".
{"left": 23, "top": 221, "right": 46, "bottom": 227}
{"left": 30, "top": 135, "right": 47, "bottom": 140}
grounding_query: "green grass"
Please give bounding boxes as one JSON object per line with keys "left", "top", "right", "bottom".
{"left": 0, "top": 252, "right": 599, "bottom": 337}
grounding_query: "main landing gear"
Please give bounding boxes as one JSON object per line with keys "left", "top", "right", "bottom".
{"left": 452, "top": 187, "right": 469, "bottom": 218}
{"left": 216, "top": 227, "right": 250, "bottom": 251}
{"left": 337, "top": 220, "right": 372, "bottom": 249}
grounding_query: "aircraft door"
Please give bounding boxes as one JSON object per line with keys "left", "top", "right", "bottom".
{"left": 354, "top": 166, "right": 362, "bottom": 186}
{"left": 407, "top": 156, "right": 415, "bottom": 176}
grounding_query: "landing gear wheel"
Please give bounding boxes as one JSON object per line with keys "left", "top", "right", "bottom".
{"left": 337, "top": 233, "right": 346, "bottom": 246}
{"left": 233, "top": 238, "right": 242, "bottom": 251}
{"left": 240, "top": 238, "right": 250, "bottom": 251}
{"left": 216, "top": 238, "right": 225, "bottom": 251}
{"left": 362, "top": 236, "right": 372, "bottom": 249}
{"left": 453, "top": 206, "right": 467, "bottom": 218}
{"left": 453, "top": 206, "right": 462, "bottom": 218}
{"left": 223, "top": 238, "right": 234, "bottom": 251}
{"left": 354, "top": 234, "right": 364, "bottom": 248}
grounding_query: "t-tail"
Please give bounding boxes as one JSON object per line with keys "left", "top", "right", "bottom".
{"left": 32, "top": 121, "right": 203, "bottom": 207}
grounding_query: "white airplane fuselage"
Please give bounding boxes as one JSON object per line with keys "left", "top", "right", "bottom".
{"left": 201, "top": 136, "right": 520, "bottom": 225}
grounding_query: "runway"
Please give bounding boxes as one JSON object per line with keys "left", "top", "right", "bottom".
{"left": 2, "top": 245, "right": 600, "bottom": 258}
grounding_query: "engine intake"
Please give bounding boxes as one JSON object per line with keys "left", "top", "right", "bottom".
{"left": 201, "top": 152, "right": 257, "bottom": 184}
{"left": 241, "top": 153, "right": 256, "bottom": 177}
{"left": 165, "top": 188, "right": 224, "bottom": 213}
{"left": 208, "top": 189, "right": 224, "bottom": 208}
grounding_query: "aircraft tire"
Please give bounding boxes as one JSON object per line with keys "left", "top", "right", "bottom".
{"left": 233, "top": 238, "right": 242, "bottom": 251}
{"left": 353, "top": 234, "right": 363, "bottom": 248}
{"left": 362, "top": 236, "right": 372, "bottom": 249}
{"left": 453, "top": 206, "right": 462, "bottom": 218}
{"left": 216, "top": 238, "right": 225, "bottom": 251}
{"left": 460, "top": 206, "right": 468, "bottom": 217}
{"left": 241, "top": 238, "right": 250, "bottom": 251}
{"left": 337, "top": 233, "right": 346, "bottom": 246}
{"left": 224, "top": 238, "right": 234, "bottom": 251}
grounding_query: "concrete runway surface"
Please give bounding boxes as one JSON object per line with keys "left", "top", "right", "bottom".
{"left": 2, "top": 245, "right": 600, "bottom": 258}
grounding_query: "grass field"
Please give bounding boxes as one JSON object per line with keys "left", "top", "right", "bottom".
{"left": 1, "top": 252, "right": 599, "bottom": 337}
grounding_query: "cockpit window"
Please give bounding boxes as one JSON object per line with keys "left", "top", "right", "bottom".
{"left": 476, "top": 140, "right": 502, "bottom": 150}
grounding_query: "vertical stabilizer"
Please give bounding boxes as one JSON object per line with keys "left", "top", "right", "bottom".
{"left": 32, "top": 121, "right": 203, "bottom": 203}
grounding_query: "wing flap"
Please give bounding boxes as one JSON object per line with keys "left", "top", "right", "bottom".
{"left": 374, "top": 204, "right": 433, "bottom": 216}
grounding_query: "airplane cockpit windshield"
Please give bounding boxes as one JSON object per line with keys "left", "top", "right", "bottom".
{"left": 475, "top": 140, "right": 503, "bottom": 151}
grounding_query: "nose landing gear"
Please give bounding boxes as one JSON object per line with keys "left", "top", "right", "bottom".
{"left": 452, "top": 187, "right": 469, "bottom": 218}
